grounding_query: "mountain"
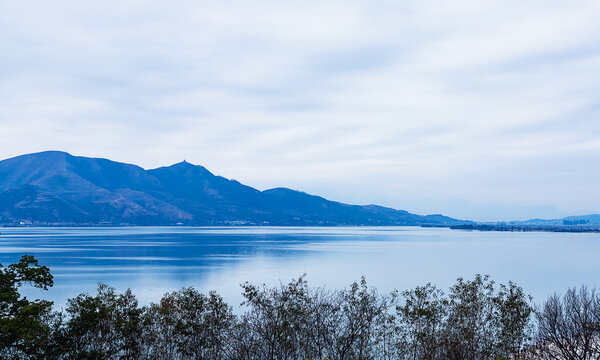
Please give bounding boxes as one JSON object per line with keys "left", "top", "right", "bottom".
{"left": 0, "top": 151, "right": 463, "bottom": 226}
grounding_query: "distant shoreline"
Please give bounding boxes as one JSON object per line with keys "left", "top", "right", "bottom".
{"left": 449, "top": 224, "right": 600, "bottom": 233}
{"left": 2, "top": 223, "right": 600, "bottom": 233}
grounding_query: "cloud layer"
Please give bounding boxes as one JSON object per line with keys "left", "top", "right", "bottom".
{"left": 1, "top": 0, "right": 599, "bottom": 220}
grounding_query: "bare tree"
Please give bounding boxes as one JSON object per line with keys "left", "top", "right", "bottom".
{"left": 236, "top": 275, "right": 313, "bottom": 360}
{"left": 535, "top": 286, "right": 600, "bottom": 360}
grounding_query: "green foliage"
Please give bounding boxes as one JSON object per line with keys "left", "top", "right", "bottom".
{"left": 0, "top": 255, "right": 54, "bottom": 359}
{"left": 59, "top": 283, "right": 143, "bottom": 359}
{"left": 493, "top": 281, "right": 533, "bottom": 356}
{"left": 396, "top": 283, "right": 447, "bottom": 359}
{"left": 393, "top": 276, "right": 534, "bottom": 360}
{"left": 443, "top": 274, "right": 498, "bottom": 360}
{"left": 143, "top": 287, "right": 234, "bottom": 360}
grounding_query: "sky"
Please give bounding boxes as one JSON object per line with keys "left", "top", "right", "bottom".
{"left": 1, "top": 0, "right": 599, "bottom": 221}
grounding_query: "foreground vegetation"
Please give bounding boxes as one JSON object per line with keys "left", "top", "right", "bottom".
{"left": 1, "top": 256, "right": 599, "bottom": 359}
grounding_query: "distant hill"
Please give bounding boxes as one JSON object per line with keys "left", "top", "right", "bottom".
{"left": 449, "top": 213, "right": 600, "bottom": 233}
{"left": 516, "top": 214, "right": 600, "bottom": 226}
{"left": 0, "top": 151, "right": 463, "bottom": 226}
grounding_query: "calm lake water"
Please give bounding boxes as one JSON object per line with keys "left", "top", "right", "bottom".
{"left": 0, "top": 226, "right": 598, "bottom": 308}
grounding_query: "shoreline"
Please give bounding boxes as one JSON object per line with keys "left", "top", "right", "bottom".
{"left": 450, "top": 224, "right": 600, "bottom": 233}
{"left": 2, "top": 223, "right": 600, "bottom": 233}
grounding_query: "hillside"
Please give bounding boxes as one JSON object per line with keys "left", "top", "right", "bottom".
{"left": 0, "top": 151, "right": 462, "bottom": 226}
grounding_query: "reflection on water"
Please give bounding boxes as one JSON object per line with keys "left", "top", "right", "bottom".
{"left": 0, "top": 226, "right": 599, "bottom": 307}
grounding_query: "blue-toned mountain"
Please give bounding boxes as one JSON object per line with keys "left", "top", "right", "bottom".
{"left": 0, "top": 151, "right": 462, "bottom": 226}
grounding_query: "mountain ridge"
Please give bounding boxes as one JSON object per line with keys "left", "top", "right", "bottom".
{"left": 0, "top": 151, "right": 464, "bottom": 226}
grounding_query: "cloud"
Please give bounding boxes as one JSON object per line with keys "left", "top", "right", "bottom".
{"left": 1, "top": 0, "right": 599, "bottom": 220}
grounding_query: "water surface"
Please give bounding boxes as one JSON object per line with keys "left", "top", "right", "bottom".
{"left": 0, "top": 226, "right": 598, "bottom": 307}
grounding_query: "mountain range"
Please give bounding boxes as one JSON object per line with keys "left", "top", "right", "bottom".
{"left": 0, "top": 151, "right": 463, "bottom": 226}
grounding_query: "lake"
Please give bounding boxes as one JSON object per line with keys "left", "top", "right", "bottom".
{"left": 0, "top": 226, "right": 598, "bottom": 308}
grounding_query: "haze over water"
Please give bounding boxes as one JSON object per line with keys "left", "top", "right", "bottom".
{"left": 1, "top": 226, "right": 598, "bottom": 308}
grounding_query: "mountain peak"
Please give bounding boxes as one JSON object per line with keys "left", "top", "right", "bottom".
{"left": 167, "top": 160, "right": 209, "bottom": 172}
{"left": 176, "top": 160, "right": 193, "bottom": 167}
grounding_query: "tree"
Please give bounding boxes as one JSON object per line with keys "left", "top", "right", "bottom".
{"left": 331, "top": 277, "right": 395, "bottom": 360}
{"left": 396, "top": 283, "right": 447, "bottom": 360}
{"left": 535, "top": 286, "right": 600, "bottom": 360}
{"left": 143, "top": 287, "right": 235, "bottom": 360}
{"left": 60, "top": 283, "right": 143, "bottom": 360}
{"left": 441, "top": 274, "right": 497, "bottom": 360}
{"left": 232, "top": 275, "right": 395, "bottom": 360}
{"left": 0, "top": 260, "right": 542, "bottom": 360}
{"left": 0, "top": 255, "right": 54, "bottom": 359}
{"left": 236, "top": 275, "right": 313, "bottom": 360}
{"left": 493, "top": 281, "right": 533, "bottom": 357}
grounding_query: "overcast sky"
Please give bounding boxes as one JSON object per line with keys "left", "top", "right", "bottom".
{"left": 1, "top": 0, "right": 599, "bottom": 221}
